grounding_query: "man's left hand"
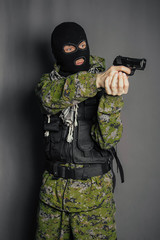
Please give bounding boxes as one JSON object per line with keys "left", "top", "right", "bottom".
{"left": 105, "top": 71, "right": 129, "bottom": 96}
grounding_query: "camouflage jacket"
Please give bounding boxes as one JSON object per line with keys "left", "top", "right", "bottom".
{"left": 36, "top": 55, "right": 124, "bottom": 150}
{"left": 36, "top": 55, "right": 124, "bottom": 212}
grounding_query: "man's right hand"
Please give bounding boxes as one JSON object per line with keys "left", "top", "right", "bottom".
{"left": 96, "top": 66, "right": 131, "bottom": 96}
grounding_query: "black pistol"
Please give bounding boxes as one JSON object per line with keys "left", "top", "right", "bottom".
{"left": 113, "top": 55, "right": 147, "bottom": 76}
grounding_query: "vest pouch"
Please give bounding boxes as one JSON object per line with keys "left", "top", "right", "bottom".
{"left": 43, "top": 135, "right": 51, "bottom": 160}
{"left": 73, "top": 120, "right": 109, "bottom": 164}
{"left": 44, "top": 117, "right": 62, "bottom": 161}
{"left": 43, "top": 118, "right": 61, "bottom": 160}
{"left": 49, "top": 128, "right": 62, "bottom": 161}
{"left": 43, "top": 115, "right": 71, "bottom": 162}
{"left": 77, "top": 121, "right": 94, "bottom": 155}
{"left": 44, "top": 117, "right": 62, "bottom": 144}
{"left": 49, "top": 124, "right": 71, "bottom": 162}
{"left": 50, "top": 131, "right": 61, "bottom": 143}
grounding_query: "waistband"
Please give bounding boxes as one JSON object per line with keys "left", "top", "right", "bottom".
{"left": 46, "top": 161, "right": 111, "bottom": 180}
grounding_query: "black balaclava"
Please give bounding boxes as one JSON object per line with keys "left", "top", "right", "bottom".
{"left": 51, "top": 22, "right": 90, "bottom": 76}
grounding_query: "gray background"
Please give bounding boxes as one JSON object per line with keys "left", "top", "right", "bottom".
{"left": 0, "top": 0, "right": 160, "bottom": 239}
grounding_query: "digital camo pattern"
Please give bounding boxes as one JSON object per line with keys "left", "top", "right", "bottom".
{"left": 91, "top": 94, "right": 124, "bottom": 149}
{"left": 35, "top": 55, "right": 105, "bottom": 115}
{"left": 35, "top": 55, "right": 123, "bottom": 239}
{"left": 36, "top": 171, "right": 117, "bottom": 240}
{"left": 35, "top": 55, "right": 124, "bottom": 149}
{"left": 39, "top": 170, "right": 113, "bottom": 212}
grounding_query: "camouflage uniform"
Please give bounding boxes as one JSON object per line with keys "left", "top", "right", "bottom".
{"left": 35, "top": 55, "right": 123, "bottom": 239}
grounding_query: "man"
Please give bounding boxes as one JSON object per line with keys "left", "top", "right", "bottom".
{"left": 35, "top": 22, "right": 130, "bottom": 240}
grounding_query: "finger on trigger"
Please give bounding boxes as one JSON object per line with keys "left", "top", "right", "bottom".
{"left": 114, "top": 65, "right": 131, "bottom": 75}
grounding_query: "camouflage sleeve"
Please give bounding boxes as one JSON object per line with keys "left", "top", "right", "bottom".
{"left": 89, "top": 55, "right": 106, "bottom": 70}
{"left": 35, "top": 56, "right": 105, "bottom": 115}
{"left": 35, "top": 72, "right": 98, "bottom": 114}
{"left": 91, "top": 94, "right": 124, "bottom": 149}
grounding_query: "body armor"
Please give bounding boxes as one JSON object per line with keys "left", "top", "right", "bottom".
{"left": 44, "top": 92, "right": 113, "bottom": 165}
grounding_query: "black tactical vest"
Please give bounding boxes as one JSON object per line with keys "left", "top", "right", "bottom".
{"left": 43, "top": 92, "right": 113, "bottom": 165}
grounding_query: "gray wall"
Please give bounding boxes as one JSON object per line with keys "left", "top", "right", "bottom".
{"left": 0, "top": 0, "right": 160, "bottom": 239}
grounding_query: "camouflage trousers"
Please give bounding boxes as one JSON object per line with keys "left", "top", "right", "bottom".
{"left": 35, "top": 170, "right": 117, "bottom": 240}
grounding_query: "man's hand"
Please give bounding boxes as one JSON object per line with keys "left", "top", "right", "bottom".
{"left": 96, "top": 66, "right": 130, "bottom": 96}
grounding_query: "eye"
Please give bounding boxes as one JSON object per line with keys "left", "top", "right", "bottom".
{"left": 64, "top": 45, "right": 76, "bottom": 53}
{"left": 79, "top": 41, "right": 86, "bottom": 50}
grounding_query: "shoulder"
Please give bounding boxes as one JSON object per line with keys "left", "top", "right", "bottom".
{"left": 90, "top": 55, "right": 106, "bottom": 71}
{"left": 90, "top": 55, "right": 105, "bottom": 65}
{"left": 40, "top": 73, "right": 50, "bottom": 81}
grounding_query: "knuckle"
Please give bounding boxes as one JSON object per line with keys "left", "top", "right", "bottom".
{"left": 111, "top": 86, "right": 117, "bottom": 90}
{"left": 123, "top": 73, "right": 127, "bottom": 78}
{"left": 109, "top": 72, "right": 113, "bottom": 77}
{"left": 110, "top": 66, "right": 114, "bottom": 71}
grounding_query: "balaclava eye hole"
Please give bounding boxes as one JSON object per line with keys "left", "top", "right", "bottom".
{"left": 51, "top": 22, "right": 90, "bottom": 76}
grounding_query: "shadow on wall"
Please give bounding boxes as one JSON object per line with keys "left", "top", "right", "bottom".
{"left": 0, "top": 34, "right": 55, "bottom": 240}
{"left": 19, "top": 38, "right": 55, "bottom": 239}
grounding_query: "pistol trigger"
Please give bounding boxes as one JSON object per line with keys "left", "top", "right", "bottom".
{"left": 129, "top": 69, "right": 135, "bottom": 76}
